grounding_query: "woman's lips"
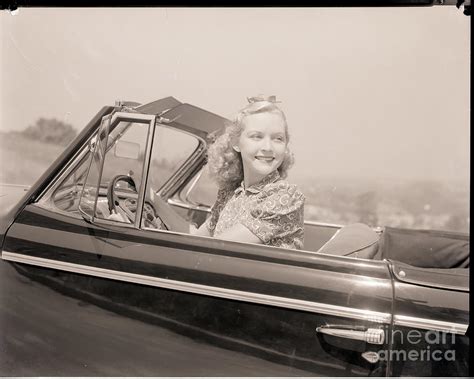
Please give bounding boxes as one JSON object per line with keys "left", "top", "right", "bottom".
{"left": 255, "top": 156, "right": 274, "bottom": 161}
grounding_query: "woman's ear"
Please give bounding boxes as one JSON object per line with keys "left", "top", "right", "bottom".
{"left": 232, "top": 146, "right": 240, "bottom": 152}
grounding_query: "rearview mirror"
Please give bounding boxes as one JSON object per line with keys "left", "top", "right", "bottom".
{"left": 114, "top": 140, "right": 140, "bottom": 160}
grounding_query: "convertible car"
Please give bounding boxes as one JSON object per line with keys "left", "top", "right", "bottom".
{"left": 0, "top": 97, "right": 469, "bottom": 376}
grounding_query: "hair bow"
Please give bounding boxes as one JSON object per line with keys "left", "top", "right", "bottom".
{"left": 247, "top": 95, "right": 281, "bottom": 104}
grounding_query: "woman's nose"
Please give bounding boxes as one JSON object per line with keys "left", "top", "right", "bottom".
{"left": 261, "top": 137, "right": 273, "bottom": 152}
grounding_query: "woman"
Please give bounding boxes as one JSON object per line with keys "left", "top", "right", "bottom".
{"left": 193, "top": 95, "right": 305, "bottom": 250}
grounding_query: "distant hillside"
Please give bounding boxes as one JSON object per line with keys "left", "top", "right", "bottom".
{"left": 299, "top": 177, "right": 469, "bottom": 233}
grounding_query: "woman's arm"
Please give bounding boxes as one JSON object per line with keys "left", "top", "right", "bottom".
{"left": 189, "top": 218, "right": 261, "bottom": 244}
{"left": 151, "top": 195, "right": 190, "bottom": 233}
{"left": 189, "top": 187, "right": 230, "bottom": 237}
{"left": 216, "top": 223, "right": 262, "bottom": 244}
{"left": 226, "top": 182, "right": 305, "bottom": 249}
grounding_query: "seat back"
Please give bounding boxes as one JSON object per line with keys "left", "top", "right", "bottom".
{"left": 303, "top": 222, "right": 340, "bottom": 252}
{"left": 315, "top": 223, "right": 380, "bottom": 259}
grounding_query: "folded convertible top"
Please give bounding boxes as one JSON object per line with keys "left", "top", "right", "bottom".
{"left": 377, "top": 226, "right": 469, "bottom": 269}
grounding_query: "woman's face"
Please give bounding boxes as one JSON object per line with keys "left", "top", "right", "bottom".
{"left": 236, "top": 111, "right": 287, "bottom": 186}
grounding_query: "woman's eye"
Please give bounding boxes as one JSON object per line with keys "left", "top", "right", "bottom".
{"left": 274, "top": 136, "right": 285, "bottom": 142}
{"left": 250, "top": 135, "right": 262, "bottom": 140}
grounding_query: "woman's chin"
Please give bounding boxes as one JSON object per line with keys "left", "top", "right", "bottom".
{"left": 249, "top": 165, "right": 277, "bottom": 178}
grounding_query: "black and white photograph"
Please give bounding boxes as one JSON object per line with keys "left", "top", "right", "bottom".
{"left": 0, "top": 4, "right": 470, "bottom": 376}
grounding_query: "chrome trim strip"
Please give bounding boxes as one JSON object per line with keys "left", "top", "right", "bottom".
{"left": 184, "top": 167, "right": 204, "bottom": 201}
{"left": 393, "top": 275, "right": 469, "bottom": 292}
{"left": 168, "top": 197, "right": 211, "bottom": 212}
{"left": 394, "top": 315, "right": 468, "bottom": 334}
{"left": 2, "top": 251, "right": 391, "bottom": 324}
{"left": 304, "top": 220, "right": 344, "bottom": 229}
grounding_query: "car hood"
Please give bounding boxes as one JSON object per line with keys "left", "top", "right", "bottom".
{"left": 0, "top": 183, "right": 30, "bottom": 210}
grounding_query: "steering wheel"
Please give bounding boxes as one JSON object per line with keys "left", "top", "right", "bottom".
{"left": 106, "top": 175, "right": 164, "bottom": 229}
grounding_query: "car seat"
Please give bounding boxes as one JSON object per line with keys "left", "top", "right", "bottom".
{"left": 315, "top": 223, "right": 380, "bottom": 259}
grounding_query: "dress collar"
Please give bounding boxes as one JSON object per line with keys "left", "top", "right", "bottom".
{"left": 234, "top": 170, "right": 281, "bottom": 195}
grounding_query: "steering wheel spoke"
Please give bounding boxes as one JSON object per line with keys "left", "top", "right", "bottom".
{"left": 106, "top": 174, "right": 166, "bottom": 229}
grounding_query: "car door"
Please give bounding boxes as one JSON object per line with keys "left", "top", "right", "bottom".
{"left": 387, "top": 262, "right": 469, "bottom": 376}
{"left": 375, "top": 226, "right": 470, "bottom": 376}
{"left": 4, "top": 211, "right": 396, "bottom": 375}
{"left": 1, "top": 109, "right": 395, "bottom": 376}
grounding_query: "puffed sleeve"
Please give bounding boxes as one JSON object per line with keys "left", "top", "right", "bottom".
{"left": 204, "top": 187, "right": 233, "bottom": 236}
{"left": 241, "top": 182, "right": 305, "bottom": 249}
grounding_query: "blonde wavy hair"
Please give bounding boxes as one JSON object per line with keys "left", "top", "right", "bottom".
{"left": 207, "top": 97, "right": 294, "bottom": 190}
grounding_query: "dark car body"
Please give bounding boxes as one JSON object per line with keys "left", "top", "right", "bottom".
{"left": 0, "top": 97, "right": 469, "bottom": 376}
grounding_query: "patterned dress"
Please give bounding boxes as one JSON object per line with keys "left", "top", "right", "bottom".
{"left": 205, "top": 171, "right": 305, "bottom": 250}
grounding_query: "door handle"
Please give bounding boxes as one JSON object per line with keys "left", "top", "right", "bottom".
{"left": 316, "top": 325, "right": 385, "bottom": 345}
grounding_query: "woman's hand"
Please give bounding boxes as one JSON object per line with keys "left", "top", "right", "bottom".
{"left": 150, "top": 194, "right": 190, "bottom": 233}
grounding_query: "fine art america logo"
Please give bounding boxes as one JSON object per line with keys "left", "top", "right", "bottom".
{"left": 376, "top": 327, "right": 457, "bottom": 362}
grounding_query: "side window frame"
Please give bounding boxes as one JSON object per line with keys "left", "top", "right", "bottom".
{"left": 36, "top": 114, "right": 207, "bottom": 231}
{"left": 78, "top": 113, "right": 111, "bottom": 223}
{"left": 138, "top": 124, "right": 207, "bottom": 232}
{"left": 77, "top": 112, "right": 157, "bottom": 228}
{"left": 168, "top": 165, "right": 214, "bottom": 213}
{"left": 36, "top": 130, "right": 100, "bottom": 217}
{"left": 182, "top": 165, "right": 216, "bottom": 208}
{"left": 152, "top": 124, "right": 206, "bottom": 199}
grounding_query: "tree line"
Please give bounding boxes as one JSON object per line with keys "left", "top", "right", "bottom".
{"left": 22, "top": 118, "right": 77, "bottom": 146}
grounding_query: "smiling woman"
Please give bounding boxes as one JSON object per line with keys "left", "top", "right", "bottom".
{"left": 192, "top": 96, "right": 305, "bottom": 249}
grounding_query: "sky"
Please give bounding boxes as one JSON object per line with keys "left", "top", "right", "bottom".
{"left": 0, "top": 7, "right": 470, "bottom": 184}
